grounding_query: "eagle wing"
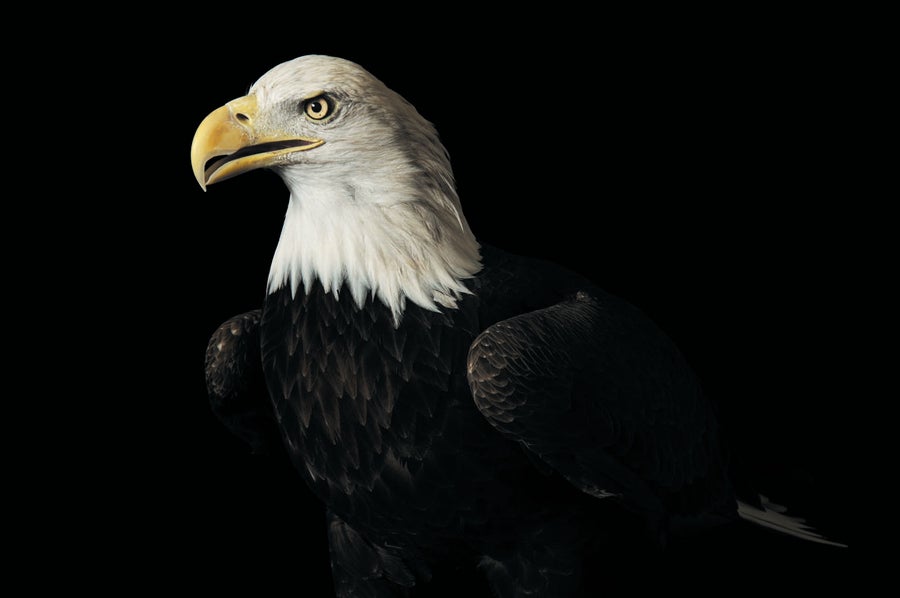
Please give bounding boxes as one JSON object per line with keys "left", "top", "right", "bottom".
{"left": 205, "top": 310, "right": 283, "bottom": 455}
{"left": 466, "top": 291, "right": 732, "bottom": 522}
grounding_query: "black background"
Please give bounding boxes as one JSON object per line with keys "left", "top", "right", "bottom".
{"left": 81, "top": 13, "right": 858, "bottom": 595}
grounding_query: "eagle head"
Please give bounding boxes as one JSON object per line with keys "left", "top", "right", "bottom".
{"left": 191, "top": 55, "right": 481, "bottom": 322}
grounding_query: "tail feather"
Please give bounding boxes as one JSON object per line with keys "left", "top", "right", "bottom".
{"left": 737, "top": 495, "right": 847, "bottom": 548}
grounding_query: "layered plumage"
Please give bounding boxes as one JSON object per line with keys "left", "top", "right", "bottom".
{"left": 195, "top": 55, "right": 844, "bottom": 597}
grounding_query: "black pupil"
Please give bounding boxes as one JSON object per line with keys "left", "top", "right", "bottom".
{"left": 310, "top": 101, "right": 323, "bottom": 114}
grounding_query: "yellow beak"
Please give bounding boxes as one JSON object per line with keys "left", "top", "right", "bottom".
{"left": 190, "top": 95, "right": 324, "bottom": 190}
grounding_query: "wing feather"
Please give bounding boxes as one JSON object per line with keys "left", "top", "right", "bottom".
{"left": 205, "top": 310, "right": 282, "bottom": 455}
{"left": 467, "top": 291, "right": 733, "bottom": 519}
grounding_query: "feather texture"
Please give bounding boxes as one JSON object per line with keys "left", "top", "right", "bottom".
{"left": 199, "top": 55, "right": 846, "bottom": 597}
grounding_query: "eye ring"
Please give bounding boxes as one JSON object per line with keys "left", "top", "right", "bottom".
{"left": 304, "top": 95, "right": 333, "bottom": 120}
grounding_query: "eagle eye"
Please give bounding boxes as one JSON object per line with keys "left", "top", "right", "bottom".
{"left": 304, "top": 95, "right": 333, "bottom": 120}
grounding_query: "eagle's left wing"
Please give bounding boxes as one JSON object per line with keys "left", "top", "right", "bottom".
{"left": 466, "top": 292, "right": 732, "bottom": 527}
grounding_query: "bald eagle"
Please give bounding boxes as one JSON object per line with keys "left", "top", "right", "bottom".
{"left": 192, "top": 55, "right": 844, "bottom": 597}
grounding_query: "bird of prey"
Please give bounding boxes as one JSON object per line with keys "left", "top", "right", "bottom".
{"left": 192, "top": 54, "right": 844, "bottom": 597}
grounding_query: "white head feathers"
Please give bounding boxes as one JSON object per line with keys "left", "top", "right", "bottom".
{"left": 253, "top": 55, "right": 481, "bottom": 322}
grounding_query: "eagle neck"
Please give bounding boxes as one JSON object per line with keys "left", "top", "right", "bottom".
{"left": 267, "top": 170, "right": 481, "bottom": 324}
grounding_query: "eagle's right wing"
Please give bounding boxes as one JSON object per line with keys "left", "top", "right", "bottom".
{"left": 205, "top": 311, "right": 282, "bottom": 455}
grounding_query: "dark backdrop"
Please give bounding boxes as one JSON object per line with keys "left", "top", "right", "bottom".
{"left": 98, "top": 16, "right": 854, "bottom": 595}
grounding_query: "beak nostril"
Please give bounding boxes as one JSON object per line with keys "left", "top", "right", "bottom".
{"left": 235, "top": 113, "right": 250, "bottom": 123}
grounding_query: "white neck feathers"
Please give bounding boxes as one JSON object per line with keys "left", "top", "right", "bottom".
{"left": 267, "top": 165, "right": 481, "bottom": 323}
